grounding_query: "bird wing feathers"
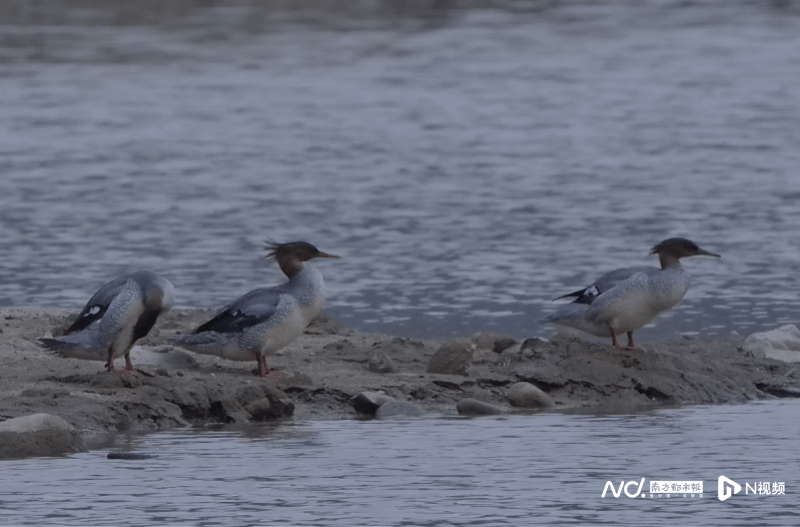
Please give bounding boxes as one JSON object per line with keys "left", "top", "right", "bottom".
{"left": 194, "top": 287, "right": 284, "bottom": 334}
{"left": 556, "top": 266, "right": 657, "bottom": 305}
{"left": 65, "top": 275, "right": 129, "bottom": 334}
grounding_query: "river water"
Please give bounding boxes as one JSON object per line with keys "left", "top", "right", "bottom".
{"left": 1, "top": 400, "right": 798, "bottom": 526}
{"left": 1, "top": 2, "right": 799, "bottom": 525}
{"left": 1, "top": 0, "right": 799, "bottom": 341}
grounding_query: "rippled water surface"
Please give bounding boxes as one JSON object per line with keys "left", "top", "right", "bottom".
{"left": 1, "top": 1, "right": 799, "bottom": 341}
{"left": 2, "top": 400, "right": 798, "bottom": 526}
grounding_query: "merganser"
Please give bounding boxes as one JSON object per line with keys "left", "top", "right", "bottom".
{"left": 38, "top": 271, "right": 175, "bottom": 374}
{"left": 174, "top": 241, "right": 339, "bottom": 378}
{"left": 544, "top": 238, "right": 720, "bottom": 349}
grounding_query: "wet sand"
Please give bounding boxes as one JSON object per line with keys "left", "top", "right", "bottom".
{"left": 1, "top": 307, "right": 799, "bottom": 448}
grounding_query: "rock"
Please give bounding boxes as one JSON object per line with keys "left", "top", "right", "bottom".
{"left": 471, "top": 332, "right": 517, "bottom": 353}
{"left": 257, "top": 386, "right": 295, "bottom": 419}
{"left": 235, "top": 385, "right": 267, "bottom": 407}
{"left": 519, "top": 337, "right": 555, "bottom": 360}
{"left": 166, "top": 385, "right": 211, "bottom": 419}
{"left": 371, "top": 337, "right": 431, "bottom": 363}
{"left": 349, "top": 391, "right": 394, "bottom": 415}
{"left": 107, "top": 452, "right": 158, "bottom": 460}
{"left": 131, "top": 346, "right": 198, "bottom": 369}
{"left": 368, "top": 352, "right": 398, "bottom": 373}
{"left": 0, "top": 414, "right": 87, "bottom": 459}
{"left": 456, "top": 398, "right": 504, "bottom": 416}
{"left": 743, "top": 325, "right": 800, "bottom": 363}
{"left": 505, "top": 382, "right": 555, "bottom": 409}
{"left": 375, "top": 400, "right": 425, "bottom": 420}
{"left": 245, "top": 398, "right": 273, "bottom": 421}
{"left": 410, "top": 386, "right": 434, "bottom": 400}
{"left": 216, "top": 397, "right": 251, "bottom": 423}
{"left": 427, "top": 339, "right": 474, "bottom": 375}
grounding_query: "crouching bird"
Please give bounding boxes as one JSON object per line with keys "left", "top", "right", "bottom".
{"left": 544, "top": 238, "right": 720, "bottom": 349}
{"left": 39, "top": 271, "right": 175, "bottom": 374}
{"left": 174, "top": 241, "right": 339, "bottom": 378}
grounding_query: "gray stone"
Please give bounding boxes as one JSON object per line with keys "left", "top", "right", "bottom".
{"left": 456, "top": 398, "right": 504, "bottom": 416}
{"left": 166, "top": 385, "right": 211, "bottom": 418}
{"left": 375, "top": 400, "right": 425, "bottom": 420}
{"left": 0, "top": 414, "right": 87, "bottom": 459}
{"left": 520, "top": 337, "right": 555, "bottom": 360}
{"left": 743, "top": 325, "right": 800, "bottom": 363}
{"left": 505, "top": 382, "right": 555, "bottom": 409}
{"left": 349, "top": 391, "right": 394, "bottom": 415}
{"left": 107, "top": 452, "right": 158, "bottom": 460}
{"left": 368, "top": 352, "right": 398, "bottom": 373}
{"left": 261, "top": 386, "right": 295, "bottom": 419}
{"left": 471, "top": 332, "right": 517, "bottom": 353}
{"left": 132, "top": 346, "right": 199, "bottom": 369}
{"left": 427, "top": 339, "right": 474, "bottom": 375}
{"left": 245, "top": 398, "right": 272, "bottom": 421}
{"left": 216, "top": 397, "right": 251, "bottom": 423}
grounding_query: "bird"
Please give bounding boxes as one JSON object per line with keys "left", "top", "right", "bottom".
{"left": 544, "top": 238, "right": 720, "bottom": 349}
{"left": 38, "top": 271, "right": 175, "bottom": 374}
{"left": 174, "top": 241, "right": 339, "bottom": 378}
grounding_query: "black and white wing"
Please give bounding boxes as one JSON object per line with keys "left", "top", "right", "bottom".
{"left": 555, "top": 266, "right": 656, "bottom": 305}
{"left": 193, "top": 287, "right": 283, "bottom": 334}
{"left": 64, "top": 275, "right": 130, "bottom": 334}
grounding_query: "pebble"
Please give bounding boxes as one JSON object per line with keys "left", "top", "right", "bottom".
{"left": 368, "top": 352, "right": 398, "bottom": 373}
{"left": 426, "top": 339, "right": 473, "bottom": 375}
{"left": 107, "top": 452, "right": 158, "bottom": 460}
{"left": 244, "top": 398, "right": 273, "bottom": 421}
{"left": 0, "top": 414, "right": 87, "bottom": 460}
{"left": 349, "top": 391, "right": 394, "bottom": 415}
{"left": 743, "top": 325, "right": 800, "bottom": 363}
{"left": 471, "top": 332, "right": 518, "bottom": 353}
{"left": 456, "top": 398, "right": 504, "bottom": 416}
{"left": 505, "top": 382, "right": 555, "bottom": 409}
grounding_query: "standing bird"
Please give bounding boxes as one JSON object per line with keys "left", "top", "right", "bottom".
{"left": 544, "top": 238, "right": 720, "bottom": 349}
{"left": 39, "top": 271, "right": 175, "bottom": 374}
{"left": 175, "top": 241, "right": 339, "bottom": 377}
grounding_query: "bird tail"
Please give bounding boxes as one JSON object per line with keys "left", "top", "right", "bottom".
{"left": 173, "top": 333, "right": 237, "bottom": 355}
{"left": 553, "top": 288, "right": 586, "bottom": 301}
{"left": 542, "top": 303, "right": 591, "bottom": 325}
{"left": 37, "top": 335, "right": 106, "bottom": 361}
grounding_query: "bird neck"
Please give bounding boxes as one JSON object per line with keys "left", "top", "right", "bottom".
{"left": 658, "top": 254, "right": 682, "bottom": 270}
{"left": 278, "top": 257, "right": 305, "bottom": 279}
{"left": 286, "top": 263, "right": 325, "bottom": 307}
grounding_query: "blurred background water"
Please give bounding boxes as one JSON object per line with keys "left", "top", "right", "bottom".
{"left": 1, "top": 0, "right": 798, "bottom": 341}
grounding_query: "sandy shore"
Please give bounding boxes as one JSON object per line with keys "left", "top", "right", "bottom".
{"left": 1, "top": 307, "right": 799, "bottom": 454}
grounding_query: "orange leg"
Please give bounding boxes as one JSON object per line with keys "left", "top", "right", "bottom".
{"left": 106, "top": 348, "right": 137, "bottom": 375}
{"left": 256, "top": 355, "right": 283, "bottom": 380}
{"left": 610, "top": 328, "right": 637, "bottom": 350}
{"left": 121, "top": 354, "right": 138, "bottom": 376}
{"left": 106, "top": 348, "right": 121, "bottom": 373}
